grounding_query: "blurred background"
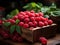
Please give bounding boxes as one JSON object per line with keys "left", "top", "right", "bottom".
{"left": 0, "top": 0, "right": 60, "bottom": 18}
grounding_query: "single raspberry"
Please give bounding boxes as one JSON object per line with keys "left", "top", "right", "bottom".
{"left": 35, "top": 17, "right": 41, "bottom": 22}
{"left": 30, "top": 17, "right": 35, "bottom": 21}
{"left": 39, "top": 12, "right": 44, "bottom": 16}
{"left": 33, "top": 21, "right": 38, "bottom": 27}
{"left": 44, "top": 21, "right": 48, "bottom": 26}
{"left": 23, "top": 23, "right": 29, "bottom": 28}
{"left": 12, "top": 36, "right": 17, "bottom": 41}
{"left": 30, "top": 10, "right": 35, "bottom": 13}
{"left": 8, "top": 19, "right": 15, "bottom": 24}
{"left": 17, "top": 37, "right": 23, "bottom": 42}
{"left": 19, "top": 22, "right": 24, "bottom": 26}
{"left": 39, "top": 37, "right": 47, "bottom": 45}
{"left": 3, "top": 33, "right": 9, "bottom": 38}
{"left": 24, "top": 18, "right": 30, "bottom": 23}
{"left": 48, "top": 20, "right": 53, "bottom": 25}
{"left": 0, "top": 20, "right": 3, "bottom": 25}
{"left": 28, "top": 22, "right": 34, "bottom": 27}
{"left": 20, "top": 12, "right": 26, "bottom": 15}
{"left": 29, "top": 13, "right": 35, "bottom": 17}
{"left": 13, "top": 16, "right": 18, "bottom": 20}
{"left": 39, "top": 21, "right": 44, "bottom": 27}
{"left": 35, "top": 13, "right": 39, "bottom": 17}
{"left": 24, "top": 15, "right": 29, "bottom": 18}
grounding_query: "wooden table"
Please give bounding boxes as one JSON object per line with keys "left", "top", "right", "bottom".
{"left": 0, "top": 34, "right": 60, "bottom": 45}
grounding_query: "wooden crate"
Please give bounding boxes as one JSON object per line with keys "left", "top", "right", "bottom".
{"left": 50, "top": 16, "right": 60, "bottom": 24}
{"left": 21, "top": 24, "right": 57, "bottom": 43}
{"left": 50, "top": 16, "right": 60, "bottom": 33}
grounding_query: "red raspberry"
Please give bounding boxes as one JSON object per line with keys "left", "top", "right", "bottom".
{"left": 0, "top": 20, "right": 3, "bottom": 25}
{"left": 39, "top": 12, "right": 44, "bottom": 16}
{"left": 35, "top": 17, "right": 41, "bottom": 22}
{"left": 24, "top": 18, "right": 30, "bottom": 23}
{"left": 24, "top": 15, "right": 29, "bottom": 18}
{"left": 13, "top": 16, "right": 18, "bottom": 20}
{"left": 39, "top": 37, "right": 47, "bottom": 45}
{"left": 12, "top": 36, "right": 17, "bottom": 41}
{"left": 23, "top": 23, "right": 29, "bottom": 28}
{"left": 30, "top": 17, "right": 35, "bottom": 21}
{"left": 3, "top": 33, "right": 9, "bottom": 38}
{"left": 25, "top": 11, "right": 30, "bottom": 15}
{"left": 39, "top": 22, "right": 44, "bottom": 27}
{"left": 44, "top": 21, "right": 48, "bottom": 26}
{"left": 17, "top": 37, "right": 23, "bottom": 42}
{"left": 35, "top": 13, "right": 39, "bottom": 17}
{"left": 48, "top": 20, "right": 53, "bottom": 25}
{"left": 19, "top": 22, "right": 24, "bottom": 26}
{"left": 9, "top": 19, "right": 15, "bottom": 24}
{"left": 30, "top": 10, "right": 35, "bottom": 13}
{"left": 33, "top": 21, "right": 38, "bottom": 27}
{"left": 18, "top": 15, "right": 24, "bottom": 20}
{"left": 29, "top": 13, "right": 35, "bottom": 17}
{"left": 28, "top": 22, "right": 34, "bottom": 27}
{"left": 40, "top": 17, "right": 46, "bottom": 22}
{"left": 20, "top": 12, "right": 26, "bottom": 15}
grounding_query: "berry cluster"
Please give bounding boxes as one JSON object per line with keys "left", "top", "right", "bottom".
{"left": 0, "top": 28, "right": 23, "bottom": 42}
{"left": 0, "top": 10, "right": 53, "bottom": 28}
{"left": 12, "top": 10, "right": 53, "bottom": 28}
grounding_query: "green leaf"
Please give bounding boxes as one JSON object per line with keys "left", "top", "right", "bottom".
{"left": 3, "top": 22, "right": 11, "bottom": 27}
{"left": 16, "top": 25, "right": 21, "bottom": 34}
{"left": 31, "top": 2, "right": 36, "bottom": 7}
{"left": 15, "top": 19, "right": 20, "bottom": 24}
{"left": 10, "top": 25, "right": 16, "bottom": 34}
{"left": 2, "top": 18, "right": 6, "bottom": 21}
{"left": 44, "top": 15, "right": 49, "bottom": 18}
{"left": 41, "top": 7, "right": 50, "bottom": 13}
{"left": 37, "top": 3, "right": 43, "bottom": 7}
{"left": 10, "top": 9, "right": 19, "bottom": 16}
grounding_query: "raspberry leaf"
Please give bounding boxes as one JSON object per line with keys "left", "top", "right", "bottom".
{"left": 16, "top": 25, "right": 21, "bottom": 34}
{"left": 15, "top": 19, "right": 20, "bottom": 24}
{"left": 10, "top": 25, "right": 16, "bottom": 34}
{"left": 3, "top": 22, "right": 11, "bottom": 27}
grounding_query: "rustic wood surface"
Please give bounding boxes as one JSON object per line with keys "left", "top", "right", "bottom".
{"left": 0, "top": 34, "right": 60, "bottom": 45}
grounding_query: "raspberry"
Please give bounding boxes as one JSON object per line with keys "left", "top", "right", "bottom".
{"left": 40, "top": 17, "right": 46, "bottom": 22}
{"left": 44, "top": 21, "right": 48, "bottom": 26}
{"left": 18, "top": 15, "right": 24, "bottom": 20}
{"left": 35, "top": 13, "right": 39, "bottom": 17}
{"left": 28, "top": 22, "right": 34, "bottom": 27}
{"left": 9, "top": 19, "right": 15, "bottom": 24}
{"left": 12, "top": 36, "right": 17, "bottom": 41}
{"left": 30, "top": 10, "right": 35, "bottom": 13}
{"left": 20, "top": 12, "right": 26, "bottom": 15}
{"left": 33, "top": 21, "right": 38, "bottom": 26}
{"left": 39, "top": 37, "right": 47, "bottom": 45}
{"left": 30, "top": 17, "right": 35, "bottom": 21}
{"left": 3, "top": 33, "right": 9, "bottom": 38}
{"left": 24, "top": 18, "right": 30, "bottom": 23}
{"left": 29, "top": 13, "right": 35, "bottom": 17}
{"left": 23, "top": 23, "right": 29, "bottom": 28}
{"left": 35, "top": 17, "right": 41, "bottom": 22}
{"left": 48, "top": 20, "right": 53, "bottom": 25}
{"left": 24, "top": 15, "right": 29, "bottom": 18}
{"left": 17, "top": 37, "right": 23, "bottom": 42}
{"left": 25, "top": 11, "right": 30, "bottom": 15}
{"left": 19, "top": 22, "right": 24, "bottom": 26}
{"left": 39, "top": 12, "right": 44, "bottom": 16}
{"left": 39, "top": 22, "right": 44, "bottom": 27}
{"left": 0, "top": 20, "right": 3, "bottom": 25}
{"left": 13, "top": 16, "right": 18, "bottom": 20}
